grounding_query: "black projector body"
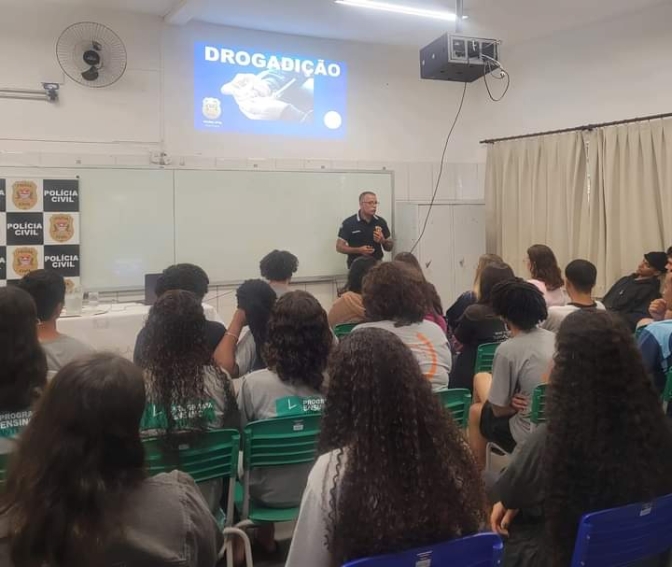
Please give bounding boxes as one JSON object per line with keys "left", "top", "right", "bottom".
{"left": 420, "top": 33, "right": 500, "bottom": 83}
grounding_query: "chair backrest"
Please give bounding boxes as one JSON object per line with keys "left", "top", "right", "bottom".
{"left": 662, "top": 368, "right": 672, "bottom": 404}
{"left": 530, "top": 383, "right": 548, "bottom": 426}
{"left": 243, "top": 414, "right": 322, "bottom": 471}
{"left": 437, "top": 388, "right": 472, "bottom": 428}
{"left": 334, "top": 323, "right": 358, "bottom": 339}
{"left": 0, "top": 453, "right": 9, "bottom": 488}
{"left": 570, "top": 493, "right": 672, "bottom": 567}
{"left": 342, "top": 532, "right": 503, "bottom": 567}
{"left": 634, "top": 325, "right": 648, "bottom": 340}
{"left": 474, "top": 342, "right": 501, "bottom": 374}
{"left": 143, "top": 428, "right": 240, "bottom": 483}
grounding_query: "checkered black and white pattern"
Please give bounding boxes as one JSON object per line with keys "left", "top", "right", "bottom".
{"left": 0, "top": 178, "right": 80, "bottom": 287}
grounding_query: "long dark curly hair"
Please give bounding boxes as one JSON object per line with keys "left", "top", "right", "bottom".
{"left": 395, "top": 252, "right": 444, "bottom": 315}
{"left": 264, "top": 291, "right": 333, "bottom": 391}
{"left": 0, "top": 286, "right": 47, "bottom": 412}
{"left": 140, "top": 290, "right": 231, "bottom": 444}
{"left": 0, "top": 353, "right": 146, "bottom": 567}
{"left": 545, "top": 310, "right": 672, "bottom": 567}
{"left": 259, "top": 249, "right": 299, "bottom": 282}
{"left": 320, "top": 328, "right": 486, "bottom": 565}
{"left": 527, "top": 244, "right": 564, "bottom": 291}
{"left": 237, "top": 279, "right": 277, "bottom": 371}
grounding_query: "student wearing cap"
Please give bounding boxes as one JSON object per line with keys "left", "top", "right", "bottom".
{"left": 602, "top": 251, "right": 667, "bottom": 331}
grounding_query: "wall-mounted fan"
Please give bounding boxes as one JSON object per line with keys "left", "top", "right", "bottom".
{"left": 56, "top": 22, "right": 127, "bottom": 88}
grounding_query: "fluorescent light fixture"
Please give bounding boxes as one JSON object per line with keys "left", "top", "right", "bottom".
{"left": 335, "top": 0, "right": 457, "bottom": 21}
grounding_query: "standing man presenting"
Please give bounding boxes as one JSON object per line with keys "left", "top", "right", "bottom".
{"left": 336, "top": 192, "right": 393, "bottom": 268}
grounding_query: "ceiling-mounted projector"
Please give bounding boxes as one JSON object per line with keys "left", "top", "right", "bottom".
{"left": 420, "top": 34, "right": 500, "bottom": 83}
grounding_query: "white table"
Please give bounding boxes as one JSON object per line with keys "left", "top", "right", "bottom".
{"left": 57, "top": 303, "right": 223, "bottom": 360}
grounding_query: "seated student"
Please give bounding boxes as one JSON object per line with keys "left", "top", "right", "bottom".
{"left": 395, "top": 252, "right": 447, "bottom": 334}
{"left": 526, "top": 244, "right": 567, "bottom": 308}
{"left": 237, "top": 291, "right": 332, "bottom": 556}
{"left": 215, "top": 279, "right": 277, "bottom": 378}
{"left": 647, "top": 245, "right": 672, "bottom": 323}
{"left": 259, "top": 249, "right": 299, "bottom": 297}
{"left": 356, "top": 262, "right": 453, "bottom": 390}
{"left": 0, "top": 287, "right": 48, "bottom": 454}
{"left": 138, "top": 290, "right": 239, "bottom": 512}
{"left": 17, "top": 269, "right": 94, "bottom": 372}
{"left": 603, "top": 251, "right": 667, "bottom": 331}
{"left": 541, "top": 259, "right": 605, "bottom": 333}
{"left": 638, "top": 272, "right": 672, "bottom": 394}
{"left": 133, "top": 263, "right": 225, "bottom": 366}
{"left": 491, "top": 311, "right": 672, "bottom": 567}
{"left": 286, "top": 329, "right": 485, "bottom": 566}
{"left": 327, "top": 256, "right": 377, "bottom": 327}
{"left": 468, "top": 279, "right": 553, "bottom": 468}
{"left": 445, "top": 253, "right": 503, "bottom": 335}
{"left": 0, "top": 353, "right": 222, "bottom": 567}
{"left": 449, "top": 262, "right": 514, "bottom": 392}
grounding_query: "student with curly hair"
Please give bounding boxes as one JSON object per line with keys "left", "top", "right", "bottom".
{"left": 215, "top": 279, "right": 277, "bottom": 377}
{"left": 327, "top": 256, "right": 378, "bottom": 327}
{"left": 491, "top": 310, "right": 672, "bottom": 567}
{"left": 357, "top": 262, "right": 452, "bottom": 390}
{"left": 134, "top": 263, "right": 226, "bottom": 366}
{"left": 468, "top": 279, "right": 553, "bottom": 467}
{"left": 0, "top": 287, "right": 48, "bottom": 454}
{"left": 259, "top": 249, "right": 299, "bottom": 297}
{"left": 450, "top": 262, "right": 514, "bottom": 392}
{"left": 395, "top": 252, "right": 447, "bottom": 334}
{"left": 526, "top": 244, "right": 567, "bottom": 308}
{"left": 138, "top": 290, "right": 239, "bottom": 511}
{"left": 0, "top": 353, "right": 222, "bottom": 567}
{"left": 237, "top": 290, "right": 333, "bottom": 556}
{"left": 17, "top": 269, "right": 94, "bottom": 372}
{"left": 286, "top": 328, "right": 486, "bottom": 566}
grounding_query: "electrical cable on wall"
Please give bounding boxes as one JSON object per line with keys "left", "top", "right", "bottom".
{"left": 410, "top": 81, "right": 468, "bottom": 254}
{"left": 483, "top": 54, "right": 511, "bottom": 102}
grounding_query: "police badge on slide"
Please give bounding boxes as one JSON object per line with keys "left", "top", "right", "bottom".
{"left": 0, "top": 178, "right": 79, "bottom": 285}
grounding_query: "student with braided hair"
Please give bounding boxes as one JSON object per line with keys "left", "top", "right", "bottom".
{"left": 468, "top": 279, "right": 554, "bottom": 468}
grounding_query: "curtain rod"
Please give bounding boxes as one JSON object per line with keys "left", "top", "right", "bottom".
{"left": 479, "top": 111, "right": 672, "bottom": 144}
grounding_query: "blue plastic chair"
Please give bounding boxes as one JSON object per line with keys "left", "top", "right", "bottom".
{"left": 570, "top": 492, "right": 672, "bottom": 566}
{"left": 342, "top": 532, "right": 503, "bottom": 566}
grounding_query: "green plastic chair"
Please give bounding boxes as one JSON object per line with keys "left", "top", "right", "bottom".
{"left": 474, "top": 342, "right": 500, "bottom": 374}
{"left": 635, "top": 326, "right": 648, "bottom": 340}
{"left": 142, "top": 429, "right": 251, "bottom": 567}
{"left": 0, "top": 453, "right": 9, "bottom": 489}
{"left": 663, "top": 368, "right": 672, "bottom": 413}
{"left": 334, "top": 323, "right": 358, "bottom": 339}
{"left": 437, "top": 389, "right": 472, "bottom": 428}
{"left": 235, "top": 413, "right": 322, "bottom": 527}
{"left": 530, "top": 383, "right": 548, "bottom": 429}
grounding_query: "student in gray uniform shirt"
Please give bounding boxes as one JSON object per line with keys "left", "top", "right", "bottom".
{"left": 0, "top": 353, "right": 222, "bottom": 567}
{"left": 0, "top": 287, "right": 48, "bottom": 455}
{"left": 17, "top": 269, "right": 94, "bottom": 373}
{"left": 138, "top": 290, "right": 239, "bottom": 513}
{"left": 237, "top": 290, "right": 333, "bottom": 556}
{"left": 259, "top": 249, "right": 299, "bottom": 298}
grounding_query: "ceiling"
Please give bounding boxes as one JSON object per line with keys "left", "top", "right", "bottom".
{"left": 2, "top": 0, "right": 668, "bottom": 46}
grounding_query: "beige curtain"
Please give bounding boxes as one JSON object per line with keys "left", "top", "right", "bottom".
{"left": 485, "top": 118, "right": 672, "bottom": 297}
{"left": 485, "top": 131, "right": 589, "bottom": 278}
{"left": 587, "top": 120, "right": 672, "bottom": 295}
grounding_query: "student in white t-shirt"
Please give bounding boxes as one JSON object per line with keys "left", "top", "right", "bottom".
{"left": 17, "top": 269, "right": 94, "bottom": 373}
{"left": 0, "top": 287, "right": 48, "bottom": 454}
{"left": 237, "top": 290, "right": 333, "bottom": 556}
{"left": 526, "top": 244, "right": 567, "bottom": 308}
{"left": 542, "top": 259, "right": 605, "bottom": 333}
{"left": 356, "top": 261, "right": 452, "bottom": 390}
{"left": 139, "top": 290, "right": 239, "bottom": 512}
{"left": 286, "top": 328, "right": 485, "bottom": 567}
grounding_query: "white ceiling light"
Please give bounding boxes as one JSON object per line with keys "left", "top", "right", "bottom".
{"left": 334, "top": 0, "right": 457, "bottom": 21}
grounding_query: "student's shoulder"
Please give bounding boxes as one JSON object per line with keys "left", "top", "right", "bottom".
{"left": 60, "top": 334, "right": 95, "bottom": 353}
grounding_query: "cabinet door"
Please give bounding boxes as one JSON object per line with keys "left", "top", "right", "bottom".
{"left": 451, "top": 204, "right": 486, "bottom": 301}
{"left": 417, "top": 205, "right": 456, "bottom": 310}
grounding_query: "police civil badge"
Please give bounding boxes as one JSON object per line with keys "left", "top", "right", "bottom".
{"left": 49, "top": 214, "right": 75, "bottom": 243}
{"left": 11, "top": 181, "right": 38, "bottom": 211}
{"left": 12, "top": 247, "right": 39, "bottom": 277}
{"left": 202, "top": 97, "right": 222, "bottom": 120}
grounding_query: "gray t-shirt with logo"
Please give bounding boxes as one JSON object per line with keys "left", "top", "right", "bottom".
{"left": 42, "top": 334, "right": 95, "bottom": 373}
{"left": 237, "top": 368, "right": 324, "bottom": 507}
{"left": 488, "top": 327, "right": 555, "bottom": 445}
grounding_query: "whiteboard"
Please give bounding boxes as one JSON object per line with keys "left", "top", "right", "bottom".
{"left": 174, "top": 170, "right": 393, "bottom": 282}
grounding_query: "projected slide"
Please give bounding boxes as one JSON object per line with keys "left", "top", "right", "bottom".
{"left": 194, "top": 43, "right": 347, "bottom": 138}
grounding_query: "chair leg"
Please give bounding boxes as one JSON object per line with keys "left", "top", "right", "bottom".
{"left": 223, "top": 527, "right": 254, "bottom": 567}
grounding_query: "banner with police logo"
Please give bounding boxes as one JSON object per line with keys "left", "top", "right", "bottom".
{"left": 0, "top": 178, "right": 80, "bottom": 288}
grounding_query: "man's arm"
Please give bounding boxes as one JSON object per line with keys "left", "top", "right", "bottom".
{"left": 336, "top": 238, "right": 372, "bottom": 256}
{"left": 382, "top": 237, "right": 394, "bottom": 252}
